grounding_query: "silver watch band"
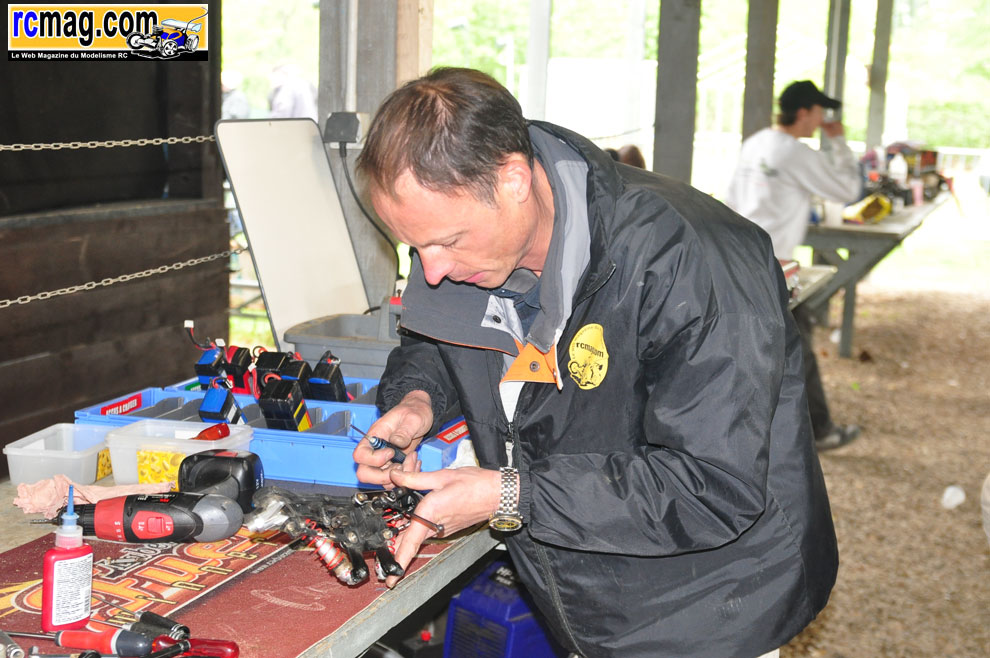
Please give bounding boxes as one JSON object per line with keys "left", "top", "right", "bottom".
{"left": 496, "top": 466, "right": 520, "bottom": 516}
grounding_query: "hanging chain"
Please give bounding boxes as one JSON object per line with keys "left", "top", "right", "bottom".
{"left": 0, "top": 135, "right": 215, "bottom": 152}
{"left": 0, "top": 247, "right": 246, "bottom": 309}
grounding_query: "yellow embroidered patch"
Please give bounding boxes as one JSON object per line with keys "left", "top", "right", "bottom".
{"left": 567, "top": 323, "right": 609, "bottom": 389}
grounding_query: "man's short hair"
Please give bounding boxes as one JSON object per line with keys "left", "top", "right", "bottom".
{"left": 357, "top": 67, "right": 533, "bottom": 206}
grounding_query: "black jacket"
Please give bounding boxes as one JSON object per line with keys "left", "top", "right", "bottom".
{"left": 378, "top": 122, "right": 838, "bottom": 657}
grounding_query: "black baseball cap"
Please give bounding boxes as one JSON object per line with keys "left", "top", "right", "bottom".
{"left": 779, "top": 80, "right": 842, "bottom": 112}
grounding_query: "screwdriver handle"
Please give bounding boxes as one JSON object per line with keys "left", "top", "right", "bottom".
{"left": 56, "top": 628, "right": 152, "bottom": 657}
{"left": 368, "top": 436, "right": 406, "bottom": 464}
{"left": 153, "top": 637, "right": 239, "bottom": 658}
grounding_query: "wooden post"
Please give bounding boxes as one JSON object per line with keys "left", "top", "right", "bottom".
{"left": 741, "top": 0, "right": 779, "bottom": 139}
{"left": 653, "top": 0, "right": 701, "bottom": 182}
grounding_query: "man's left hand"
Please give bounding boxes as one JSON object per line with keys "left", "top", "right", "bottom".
{"left": 384, "top": 467, "right": 502, "bottom": 588}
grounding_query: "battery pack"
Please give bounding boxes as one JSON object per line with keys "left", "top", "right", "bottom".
{"left": 258, "top": 379, "right": 312, "bottom": 431}
{"left": 194, "top": 348, "right": 228, "bottom": 389}
{"left": 280, "top": 359, "right": 313, "bottom": 398}
{"left": 199, "top": 387, "right": 243, "bottom": 424}
{"left": 309, "top": 350, "right": 348, "bottom": 402}
{"left": 225, "top": 346, "right": 253, "bottom": 393}
{"left": 254, "top": 351, "right": 292, "bottom": 394}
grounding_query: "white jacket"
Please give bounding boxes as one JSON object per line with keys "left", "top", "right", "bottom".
{"left": 725, "top": 127, "right": 861, "bottom": 258}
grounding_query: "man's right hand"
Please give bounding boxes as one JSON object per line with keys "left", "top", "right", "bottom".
{"left": 353, "top": 390, "right": 434, "bottom": 487}
{"left": 822, "top": 121, "right": 845, "bottom": 138}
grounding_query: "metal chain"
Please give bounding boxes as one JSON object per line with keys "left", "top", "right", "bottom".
{"left": 0, "top": 247, "right": 246, "bottom": 309}
{"left": 0, "top": 135, "right": 215, "bottom": 152}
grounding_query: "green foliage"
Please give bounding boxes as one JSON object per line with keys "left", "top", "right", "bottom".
{"left": 432, "top": 0, "right": 529, "bottom": 88}
{"left": 908, "top": 101, "right": 990, "bottom": 149}
{"left": 221, "top": 0, "right": 320, "bottom": 115}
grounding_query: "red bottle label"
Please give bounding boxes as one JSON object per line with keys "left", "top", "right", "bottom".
{"left": 41, "top": 545, "right": 94, "bottom": 631}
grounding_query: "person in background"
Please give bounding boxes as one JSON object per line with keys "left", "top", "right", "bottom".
{"left": 352, "top": 67, "right": 837, "bottom": 657}
{"left": 617, "top": 143, "right": 646, "bottom": 169}
{"left": 725, "top": 80, "right": 862, "bottom": 451}
{"left": 221, "top": 70, "right": 251, "bottom": 120}
{"left": 268, "top": 63, "right": 318, "bottom": 122}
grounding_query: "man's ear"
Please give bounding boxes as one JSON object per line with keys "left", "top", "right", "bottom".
{"left": 498, "top": 154, "right": 534, "bottom": 203}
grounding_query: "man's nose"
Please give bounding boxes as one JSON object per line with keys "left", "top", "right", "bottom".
{"left": 420, "top": 249, "right": 455, "bottom": 286}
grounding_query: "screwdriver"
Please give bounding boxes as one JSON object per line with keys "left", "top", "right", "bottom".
{"left": 152, "top": 637, "right": 239, "bottom": 658}
{"left": 91, "top": 594, "right": 190, "bottom": 639}
{"left": 350, "top": 424, "right": 406, "bottom": 464}
{"left": 7, "top": 629, "right": 152, "bottom": 657}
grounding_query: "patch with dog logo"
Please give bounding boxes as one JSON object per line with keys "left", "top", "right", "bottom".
{"left": 567, "top": 323, "right": 609, "bottom": 390}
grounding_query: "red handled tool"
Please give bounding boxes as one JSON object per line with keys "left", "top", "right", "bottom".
{"left": 7, "top": 628, "right": 151, "bottom": 656}
{"left": 153, "top": 637, "right": 239, "bottom": 658}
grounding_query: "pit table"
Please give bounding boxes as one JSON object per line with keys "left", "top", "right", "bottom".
{"left": 0, "top": 477, "right": 499, "bottom": 658}
{"left": 802, "top": 195, "right": 947, "bottom": 357}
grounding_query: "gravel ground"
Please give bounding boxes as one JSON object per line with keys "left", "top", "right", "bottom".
{"left": 782, "top": 282, "right": 990, "bottom": 656}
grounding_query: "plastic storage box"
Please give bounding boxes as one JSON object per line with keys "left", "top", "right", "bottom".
{"left": 105, "top": 419, "right": 253, "bottom": 485}
{"left": 283, "top": 301, "right": 401, "bottom": 379}
{"left": 249, "top": 416, "right": 470, "bottom": 488}
{"left": 444, "top": 560, "right": 564, "bottom": 658}
{"left": 3, "top": 423, "right": 114, "bottom": 485}
{"left": 74, "top": 387, "right": 380, "bottom": 433}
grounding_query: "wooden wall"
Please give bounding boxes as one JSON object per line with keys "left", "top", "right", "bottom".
{"left": 0, "top": 201, "right": 229, "bottom": 477}
{"left": 0, "top": 6, "right": 224, "bottom": 478}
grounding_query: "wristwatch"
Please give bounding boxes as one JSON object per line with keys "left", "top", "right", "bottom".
{"left": 489, "top": 467, "right": 523, "bottom": 532}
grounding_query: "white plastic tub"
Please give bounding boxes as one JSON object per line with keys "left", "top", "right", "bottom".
{"left": 3, "top": 423, "right": 114, "bottom": 485}
{"left": 105, "top": 419, "right": 253, "bottom": 485}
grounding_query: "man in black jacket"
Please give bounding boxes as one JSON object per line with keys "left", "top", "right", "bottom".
{"left": 353, "top": 67, "right": 837, "bottom": 657}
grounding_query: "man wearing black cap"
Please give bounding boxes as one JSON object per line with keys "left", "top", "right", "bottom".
{"left": 726, "top": 80, "right": 862, "bottom": 451}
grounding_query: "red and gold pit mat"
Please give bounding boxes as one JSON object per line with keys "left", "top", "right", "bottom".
{"left": 0, "top": 528, "right": 448, "bottom": 657}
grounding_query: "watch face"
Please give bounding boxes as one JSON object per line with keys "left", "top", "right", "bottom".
{"left": 489, "top": 515, "right": 523, "bottom": 532}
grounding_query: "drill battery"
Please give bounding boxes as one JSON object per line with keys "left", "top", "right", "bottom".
{"left": 280, "top": 359, "right": 313, "bottom": 398}
{"left": 258, "top": 379, "right": 312, "bottom": 431}
{"left": 199, "top": 386, "right": 244, "bottom": 424}
{"left": 195, "top": 347, "right": 228, "bottom": 389}
{"left": 309, "top": 350, "right": 348, "bottom": 402}
{"left": 224, "top": 345, "right": 254, "bottom": 394}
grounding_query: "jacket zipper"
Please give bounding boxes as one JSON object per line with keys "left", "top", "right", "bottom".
{"left": 507, "top": 411, "right": 582, "bottom": 653}
{"left": 535, "top": 543, "right": 582, "bottom": 652}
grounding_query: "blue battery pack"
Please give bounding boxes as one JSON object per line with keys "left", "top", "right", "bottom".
{"left": 199, "top": 386, "right": 243, "bottom": 424}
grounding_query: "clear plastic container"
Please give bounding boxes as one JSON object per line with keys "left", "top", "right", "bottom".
{"left": 3, "top": 423, "right": 114, "bottom": 485}
{"left": 105, "top": 419, "right": 253, "bottom": 485}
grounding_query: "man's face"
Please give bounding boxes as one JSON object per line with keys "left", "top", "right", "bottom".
{"left": 370, "top": 164, "right": 548, "bottom": 289}
{"left": 797, "top": 105, "right": 825, "bottom": 138}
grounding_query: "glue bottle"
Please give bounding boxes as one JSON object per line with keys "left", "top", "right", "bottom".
{"left": 41, "top": 485, "right": 93, "bottom": 631}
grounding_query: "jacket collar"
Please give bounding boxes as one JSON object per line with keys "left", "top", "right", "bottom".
{"left": 527, "top": 121, "right": 618, "bottom": 302}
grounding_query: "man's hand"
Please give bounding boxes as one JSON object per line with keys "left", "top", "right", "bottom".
{"left": 822, "top": 121, "right": 845, "bottom": 138}
{"left": 353, "top": 390, "right": 434, "bottom": 487}
{"left": 383, "top": 467, "right": 502, "bottom": 588}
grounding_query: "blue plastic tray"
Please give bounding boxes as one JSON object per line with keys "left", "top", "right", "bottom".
{"left": 74, "top": 388, "right": 468, "bottom": 488}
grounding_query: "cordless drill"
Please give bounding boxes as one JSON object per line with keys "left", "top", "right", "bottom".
{"left": 38, "top": 451, "right": 263, "bottom": 543}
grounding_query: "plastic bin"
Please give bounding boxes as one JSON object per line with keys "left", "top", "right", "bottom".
{"left": 105, "top": 419, "right": 254, "bottom": 485}
{"left": 3, "top": 423, "right": 114, "bottom": 485}
{"left": 444, "top": 560, "right": 565, "bottom": 658}
{"left": 75, "top": 388, "right": 380, "bottom": 433}
{"left": 250, "top": 416, "right": 470, "bottom": 488}
{"left": 283, "top": 302, "right": 401, "bottom": 379}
